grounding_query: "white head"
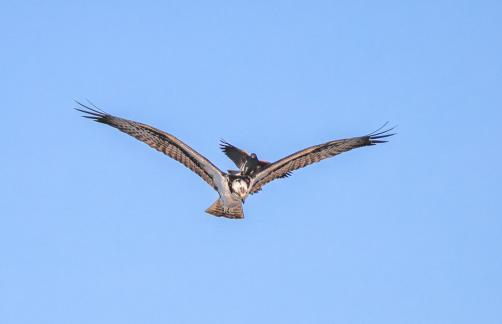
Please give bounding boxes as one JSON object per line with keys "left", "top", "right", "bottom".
{"left": 231, "top": 178, "right": 249, "bottom": 199}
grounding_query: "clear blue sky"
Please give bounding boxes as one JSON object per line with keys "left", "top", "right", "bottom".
{"left": 1, "top": 1, "right": 501, "bottom": 323}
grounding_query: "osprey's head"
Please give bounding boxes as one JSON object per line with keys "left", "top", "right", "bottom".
{"left": 231, "top": 178, "right": 249, "bottom": 199}
{"left": 250, "top": 153, "right": 257, "bottom": 160}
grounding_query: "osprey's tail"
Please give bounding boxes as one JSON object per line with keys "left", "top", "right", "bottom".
{"left": 205, "top": 199, "right": 244, "bottom": 219}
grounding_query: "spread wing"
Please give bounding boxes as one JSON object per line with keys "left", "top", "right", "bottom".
{"left": 76, "top": 102, "right": 224, "bottom": 190}
{"left": 257, "top": 160, "right": 291, "bottom": 178}
{"left": 219, "top": 140, "right": 249, "bottom": 169}
{"left": 249, "top": 126, "right": 395, "bottom": 194}
{"left": 220, "top": 140, "right": 291, "bottom": 178}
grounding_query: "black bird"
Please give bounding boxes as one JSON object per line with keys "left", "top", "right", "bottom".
{"left": 219, "top": 140, "right": 291, "bottom": 178}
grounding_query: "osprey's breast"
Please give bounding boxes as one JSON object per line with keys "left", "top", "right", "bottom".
{"left": 231, "top": 178, "right": 249, "bottom": 199}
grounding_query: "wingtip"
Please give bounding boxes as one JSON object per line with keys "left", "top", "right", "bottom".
{"left": 74, "top": 101, "right": 110, "bottom": 121}
{"left": 219, "top": 139, "right": 231, "bottom": 146}
{"left": 219, "top": 139, "right": 233, "bottom": 151}
{"left": 369, "top": 123, "right": 397, "bottom": 135}
{"left": 367, "top": 123, "right": 397, "bottom": 145}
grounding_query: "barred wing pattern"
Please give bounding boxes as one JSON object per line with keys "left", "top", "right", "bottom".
{"left": 249, "top": 128, "right": 395, "bottom": 194}
{"left": 76, "top": 102, "right": 223, "bottom": 190}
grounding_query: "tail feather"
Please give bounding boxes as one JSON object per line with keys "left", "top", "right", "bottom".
{"left": 205, "top": 199, "right": 244, "bottom": 219}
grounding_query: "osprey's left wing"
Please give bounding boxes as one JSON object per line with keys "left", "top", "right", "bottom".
{"left": 249, "top": 127, "right": 395, "bottom": 194}
{"left": 76, "top": 102, "right": 224, "bottom": 190}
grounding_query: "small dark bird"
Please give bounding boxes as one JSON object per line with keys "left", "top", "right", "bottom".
{"left": 76, "top": 101, "right": 395, "bottom": 219}
{"left": 219, "top": 140, "right": 291, "bottom": 178}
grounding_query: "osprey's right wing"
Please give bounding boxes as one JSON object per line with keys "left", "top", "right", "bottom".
{"left": 76, "top": 102, "right": 225, "bottom": 191}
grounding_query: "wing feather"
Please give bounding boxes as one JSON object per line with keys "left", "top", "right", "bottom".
{"left": 249, "top": 127, "right": 395, "bottom": 193}
{"left": 76, "top": 102, "right": 223, "bottom": 190}
{"left": 220, "top": 141, "right": 291, "bottom": 178}
{"left": 219, "top": 140, "right": 249, "bottom": 169}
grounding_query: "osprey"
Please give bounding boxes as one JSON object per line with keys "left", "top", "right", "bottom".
{"left": 76, "top": 102, "right": 395, "bottom": 219}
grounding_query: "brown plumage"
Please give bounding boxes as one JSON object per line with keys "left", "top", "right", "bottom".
{"left": 205, "top": 199, "right": 243, "bottom": 219}
{"left": 76, "top": 101, "right": 395, "bottom": 219}
{"left": 76, "top": 101, "right": 246, "bottom": 219}
{"left": 76, "top": 103, "right": 219, "bottom": 189}
{"left": 248, "top": 127, "right": 395, "bottom": 194}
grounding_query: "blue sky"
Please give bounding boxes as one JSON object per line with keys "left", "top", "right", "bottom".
{"left": 1, "top": 0, "right": 501, "bottom": 323}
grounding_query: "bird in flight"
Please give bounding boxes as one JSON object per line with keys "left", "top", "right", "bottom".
{"left": 76, "top": 102, "right": 395, "bottom": 219}
{"left": 219, "top": 140, "right": 292, "bottom": 178}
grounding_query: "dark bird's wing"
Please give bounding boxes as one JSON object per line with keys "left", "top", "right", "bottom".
{"left": 249, "top": 126, "right": 395, "bottom": 194}
{"left": 219, "top": 140, "right": 250, "bottom": 169}
{"left": 220, "top": 141, "right": 291, "bottom": 178}
{"left": 76, "top": 102, "right": 224, "bottom": 190}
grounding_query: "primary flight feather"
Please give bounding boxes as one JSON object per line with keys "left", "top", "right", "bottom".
{"left": 76, "top": 102, "right": 395, "bottom": 219}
